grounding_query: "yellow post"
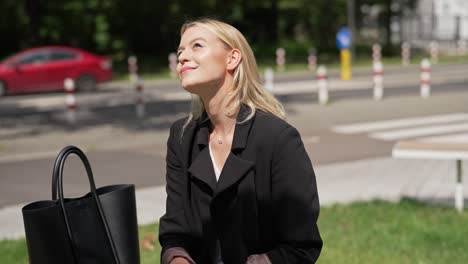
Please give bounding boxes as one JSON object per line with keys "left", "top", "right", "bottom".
{"left": 340, "top": 49, "right": 352, "bottom": 80}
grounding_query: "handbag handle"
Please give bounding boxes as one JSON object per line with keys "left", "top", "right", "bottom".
{"left": 51, "top": 145, "right": 120, "bottom": 264}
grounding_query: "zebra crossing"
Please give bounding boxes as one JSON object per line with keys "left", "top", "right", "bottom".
{"left": 331, "top": 113, "right": 468, "bottom": 142}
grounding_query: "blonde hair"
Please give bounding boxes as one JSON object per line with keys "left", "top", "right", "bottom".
{"left": 180, "top": 18, "right": 286, "bottom": 131}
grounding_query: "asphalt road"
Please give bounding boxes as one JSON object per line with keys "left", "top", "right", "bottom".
{"left": 1, "top": 80, "right": 468, "bottom": 208}
{"left": 1, "top": 62, "right": 467, "bottom": 116}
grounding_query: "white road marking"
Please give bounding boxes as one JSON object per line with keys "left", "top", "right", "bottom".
{"left": 393, "top": 148, "right": 468, "bottom": 160}
{"left": 332, "top": 113, "right": 468, "bottom": 134}
{"left": 418, "top": 133, "right": 468, "bottom": 143}
{"left": 370, "top": 123, "right": 468, "bottom": 141}
{"left": 0, "top": 151, "right": 58, "bottom": 164}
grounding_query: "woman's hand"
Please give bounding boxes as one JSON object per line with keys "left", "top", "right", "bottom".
{"left": 170, "top": 257, "right": 192, "bottom": 264}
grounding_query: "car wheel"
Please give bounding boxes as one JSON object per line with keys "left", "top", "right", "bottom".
{"left": 0, "top": 81, "right": 6, "bottom": 96}
{"left": 76, "top": 74, "right": 96, "bottom": 92}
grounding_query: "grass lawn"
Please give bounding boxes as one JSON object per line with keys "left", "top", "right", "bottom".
{"left": 317, "top": 199, "right": 468, "bottom": 264}
{"left": 2, "top": 199, "right": 468, "bottom": 263}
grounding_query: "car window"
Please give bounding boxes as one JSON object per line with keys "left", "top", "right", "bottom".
{"left": 49, "top": 51, "right": 78, "bottom": 62}
{"left": 18, "top": 52, "right": 48, "bottom": 65}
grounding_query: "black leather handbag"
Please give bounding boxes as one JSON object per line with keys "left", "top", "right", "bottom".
{"left": 22, "top": 145, "right": 140, "bottom": 264}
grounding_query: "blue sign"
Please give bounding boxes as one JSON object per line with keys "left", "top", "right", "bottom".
{"left": 336, "top": 28, "right": 352, "bottom": 50}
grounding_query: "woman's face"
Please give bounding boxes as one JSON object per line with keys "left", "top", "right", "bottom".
{"left": 177, "top": 25, "right": 232, "bottom": 94}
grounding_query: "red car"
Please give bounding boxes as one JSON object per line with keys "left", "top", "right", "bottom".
{"left": 0, "top": 46, "right": 112, "bottom": 96}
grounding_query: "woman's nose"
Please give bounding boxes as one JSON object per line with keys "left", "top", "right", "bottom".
{"left": 178, "top": 49, "right": 190, "bottom": 64}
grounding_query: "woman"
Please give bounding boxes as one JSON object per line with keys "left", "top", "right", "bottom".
{"left": 159, "top": 18, "right": 322, "bottom": 264}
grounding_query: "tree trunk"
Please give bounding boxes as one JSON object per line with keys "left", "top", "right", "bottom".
{"left": 24, "top": 0, "right": 42, "bottom": 46}
{"left": 384, "top": 0, "right": 393, "bottom": 54}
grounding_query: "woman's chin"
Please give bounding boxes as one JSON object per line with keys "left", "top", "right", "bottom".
{"left": 181, "top": 83, "right": 202, "bottom": 95}
{"left": 181, "top": 78, "right": 220, "bottom": 97}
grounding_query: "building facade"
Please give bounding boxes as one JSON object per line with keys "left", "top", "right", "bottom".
{"left": 401, "top": 0, "right": 468, "bottom": 43}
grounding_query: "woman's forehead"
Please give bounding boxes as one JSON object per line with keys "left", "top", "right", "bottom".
{"left": 181, "top": 26, "right": 218, "bottom": 43}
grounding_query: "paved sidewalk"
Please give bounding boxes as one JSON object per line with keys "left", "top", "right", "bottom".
{"left": 1, "top": 156, "right": 467, "bottom": 240}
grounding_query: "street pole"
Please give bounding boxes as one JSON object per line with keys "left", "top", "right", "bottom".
{"left": 347, "top": 0, "right": 356, "bottom": 63}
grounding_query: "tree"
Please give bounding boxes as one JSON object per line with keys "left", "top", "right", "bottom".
{"left": 357, "top": 0, "right": 417, "bottom": 54}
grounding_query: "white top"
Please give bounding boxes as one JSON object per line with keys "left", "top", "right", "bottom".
{"left": 209, "top": 144, "right": 222, "bottom": 180}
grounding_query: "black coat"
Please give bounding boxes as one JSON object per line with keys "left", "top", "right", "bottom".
{"left": 159, "top": 105, "right": 322, "bottom": 264}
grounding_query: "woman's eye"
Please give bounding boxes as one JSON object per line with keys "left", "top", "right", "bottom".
{"left": 193, "top": 43, "right": 202, "bottom": 48}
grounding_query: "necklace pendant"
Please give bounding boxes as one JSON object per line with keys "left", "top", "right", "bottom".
{"left": 217, "top": 138, "right": 223, "bottom": 144}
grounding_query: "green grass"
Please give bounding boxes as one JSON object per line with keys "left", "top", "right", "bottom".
{"left": 139, "top": 223, "right": 161, "bottom": 264}
{"left": 0, "top": 223, "right": 162, "bottom": 264}
{"left": 0, "top": 239, "right": 28, "bottom": 264}
{"left": 2, "top": 199, "right": 468, "bottom": 263}
{"left": 317, "top": 199, "right": 468, "bottom": 264}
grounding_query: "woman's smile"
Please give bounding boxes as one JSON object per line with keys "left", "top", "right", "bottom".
{"left": 179, "top": 65, "right": 197, "bottom": 76}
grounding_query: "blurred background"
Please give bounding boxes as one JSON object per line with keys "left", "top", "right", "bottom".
{"left": 2, "top": 0, "right": 467, "bottom": 73}
{"left": 1, "top": 0, "right": 468, "bottom": 263}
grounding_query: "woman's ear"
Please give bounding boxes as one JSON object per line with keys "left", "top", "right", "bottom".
{"left": 227, "top": 49, "right": 242, "bottom": 71}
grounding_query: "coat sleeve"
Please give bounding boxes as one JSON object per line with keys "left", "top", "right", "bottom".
{"left": 159, "top": 123, "right": 196, "bottom": 262}
{"left": 266, "top": 125, "right": 323, "bottom": 263}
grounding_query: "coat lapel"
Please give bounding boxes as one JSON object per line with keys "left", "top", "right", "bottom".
{"left": 188, "top": 146, "right": 217, "bottom": 194}
{"left": 214, "top": 152, "right": 254, "bottom": 197}
{"left": 187, "top": 117, "right": 217, "bottom": 194}
{"left": 231, "top": 104, "right": 254, "bottom": 151}
{"left": 187, "top": 104, "right": 256, "bottom": 197}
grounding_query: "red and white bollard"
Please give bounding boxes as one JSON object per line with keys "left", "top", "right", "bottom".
{"left": 276, "top": 48, "right": 286, "bottom": 72}
{"left": 430, "top": 41, "right": 439, "bottom": 64}
{"left": 420, "top": 59, "right": 431, "bottom": 99}
{"left": 128, "top": 56, "right": 145, "bottom": 118}
{"left": 316, "top": 65, "right": 328, "bottom": 105}
{"left": 264, "top": 67, "right": 274, "bottom": 92}
{"left": 135, "top": 78, "right": 145, "bottom": 118}
{"left": 372, "top": 43, "right": 382, "bottom": 63}
{"left": 401, "top": 42, "right": 411, "bottom": 66}
{"left": 64, "top": 78, "right": 76, "bottom": 124}
{"left": 128, "top": 56, "right": 138, "bottom": 84}
{"left": 308, "top": 48, "right": 317, "bottom": 72}
{"left": 168, "top": 52, "right": 178, "bottom": 78}
{"left": 372, "top": 61, "right": 384, "bottom": 101}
